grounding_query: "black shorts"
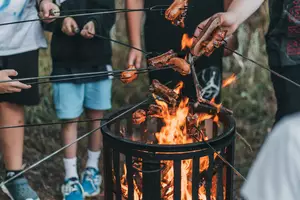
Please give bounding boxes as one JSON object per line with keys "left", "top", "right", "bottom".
{"left": 0, "top": 50, "right": 40, "bottom": 106}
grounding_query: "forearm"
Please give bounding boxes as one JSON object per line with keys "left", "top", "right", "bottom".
{"left": 227, "top": 0, "right": 265, "bottom": 25}
{"left": 224, "top": 0, "right": 232, "bottom": 11}
{"left": 125, "top": 0, "right": 144, "bottom": 48}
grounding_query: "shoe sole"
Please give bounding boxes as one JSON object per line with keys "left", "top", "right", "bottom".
{"left": 1, "top": 185, "right": 40, "bottom": 200}
{"left": 83, "top": 187, "right": 101, "bottom": 198}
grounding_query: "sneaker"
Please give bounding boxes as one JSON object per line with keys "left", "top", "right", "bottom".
{"left": 61, "top": 177, "right": 84, "bottom": 200}
{"left": 81, "top": 167, "right": 102, "bottom": 197}
{"left": 1, "top": 177, "right": 40, "bottom": 200}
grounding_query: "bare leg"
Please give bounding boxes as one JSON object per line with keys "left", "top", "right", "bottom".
{"left": 86, "top": 109, "right": 104, "bottom": 151}
{"left": 0, "top": 102, "right": 24, "bottom": 170}
{"left": 61, "top": 119, "right": 79, "bottom": 158}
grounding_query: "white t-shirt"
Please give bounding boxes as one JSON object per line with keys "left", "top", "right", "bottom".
{"left": 0, "top": 0, "right": 47, "bottom": 56}
{"left": 241, "top": 113, "right": 300, "bottom": 200}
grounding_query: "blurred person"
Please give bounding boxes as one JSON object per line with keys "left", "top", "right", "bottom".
{"left": 0, "top": 0, "right": 58, "bottom": 199}
{"left": 194, "top": 0, "right": 300, "bottom": 125}
{"left": 241, "top": 112, "right": 300, "bottom": 200}
{"left": 126, "top": 0, "right": 238, "bottom": 104}
{"left": 49, "top": 0, "right": 115, "bottom": 199}
{"left": 0, "top": 70, "right": 31, "bottom": 94}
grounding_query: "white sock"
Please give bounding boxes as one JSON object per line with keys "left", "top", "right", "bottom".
{"left": 63, "top": 157, "right": 79, "bottom": 180}
{"left": 86, "top": 150, "right": 101, "bottom": 170}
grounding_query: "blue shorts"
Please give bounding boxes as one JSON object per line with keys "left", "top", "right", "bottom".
{"left": 52, "top": 78, "right": 112, "bottom": 119}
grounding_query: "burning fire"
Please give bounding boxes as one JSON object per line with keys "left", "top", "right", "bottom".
{"left": 181, "top": 33, "right": 193, "bottom": 50}
{"left": 117, "top": 81, "right": 231, "bottom": 200}
{"left": 222, "top": 74, "right": 237, "bottom": 88}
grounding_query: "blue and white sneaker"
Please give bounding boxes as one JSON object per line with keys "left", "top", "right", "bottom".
{"left": 61, "top": 177, "right": 84, "bottom": 200}
{"left": 1, "top": 177, "right": 40, "bottom": 200}
{"left": 81, "top": 167, "right": 102, "bottom": 197}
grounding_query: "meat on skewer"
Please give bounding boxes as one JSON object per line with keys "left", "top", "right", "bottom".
{"left": 148, "top": 50, "right": 191, "bottom": 76}
{"left": 165, "top": 0, "right": 189, "bottom": 28}
{"left": 149, "top": 79, "right": 179, "bottom": 106}
{"left": 120, "top": 65, "right": 138, "bottom": 84}
{"left": 132, "top": 109, "right": 147, "bottom": 124}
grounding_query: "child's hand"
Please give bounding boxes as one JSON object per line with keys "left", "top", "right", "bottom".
{"left": 39, "top": 0, "right": 60, "bottom": 24}
{"left": 0, "top": 70, "right": 31, "bottom": 94}
{"left": 128, "top": 49, "right": 143, "bottom": 69}
{"left": 80, "top": 21, "right": 95, "bottom": 39}
{"left": 62, "top": 17, "right": 79, "bottom": 36}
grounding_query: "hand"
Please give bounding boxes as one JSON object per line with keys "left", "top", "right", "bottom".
{"left": 194, "top": 12, "right": 239, "bottom": 40}
{"left": 62, "top": 17, "right": 79, "bottom": 36}
{"left": 0, "top": 70, "right": 31, "bottom": 94}
{"left": 127, "top": 48, "right": 143, "bottom": 69}
{"left": 39, "top": 0, "right": 60, "bottom": 24}
{"left": 80, "top": 21, "right": 95, "bottom": 39}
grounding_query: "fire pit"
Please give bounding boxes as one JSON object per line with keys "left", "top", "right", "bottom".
{"left": 101, "top": 99, "right": 235, "bottom": 200}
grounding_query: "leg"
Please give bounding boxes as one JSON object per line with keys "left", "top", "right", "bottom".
{"left": 0, "top": 50, "right": 40, "bottom": 200}
{"left": 0, "top": 103, "right": 24, "bottom": 171}
{"left": 52, "top": 82, "right": 85, "bottom": 200}
{"left": 81, "top": 75, "right": 113, "bottom": 197}
{"left": 86, "top": 109, "right": 104, "bottom": 152}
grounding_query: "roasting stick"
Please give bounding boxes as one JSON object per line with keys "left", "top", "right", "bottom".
{"left": 192, "top": 126, "right": 247, "bottom": 181}
{"left": 0, "top": 5, "right": 175, "bottom": 27}
{"left": 0, "top": 98, "right": 150, "bottom": 188}
{"left": 188, "top": 53, "right": 233, "bottom": 115}
{"left": 0, "top": 80, "right": 172, "bottom": 187}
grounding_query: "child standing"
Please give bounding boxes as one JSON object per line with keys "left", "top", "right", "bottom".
{"left": 0, "top": 0, "right": 58, "bottom": 199}
{"left": 50, "top": 0, "right": 115, "bottom": 199}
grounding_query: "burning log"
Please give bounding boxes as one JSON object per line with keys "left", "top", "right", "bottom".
{"left": 165, "top": 0, "right": 189, "bottom": 28}
{"left": 120, "top": 65, "right": 138, "bottom": 84}
{"left": 132, "top": 109, "right": 147, "bottom": 125}
{"left": 149, "top": 79, "right": 179, "bottom": 106}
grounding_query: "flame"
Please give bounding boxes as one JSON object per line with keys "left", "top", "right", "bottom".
{"left": 222, "top": 74, "right": 237, "bottom": 88}
{"left": 181, "top": 33, "right": 193, "bottom": 50}
{"left": 118, "top": 82, "right": 226, "bottom": 200}
{"left": 173, "top": 81, "right": 184, "bottom": 94}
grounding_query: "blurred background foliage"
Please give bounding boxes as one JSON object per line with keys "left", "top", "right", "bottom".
{"left": 0, "top": 0, "right": 275, "bottom": 199}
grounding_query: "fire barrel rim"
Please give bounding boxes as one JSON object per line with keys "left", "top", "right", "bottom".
{"left": 101, "top": 103, "right": 236, "bottom": 153}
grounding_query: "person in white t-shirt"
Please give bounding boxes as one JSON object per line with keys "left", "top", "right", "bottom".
{"left": 0, "top": 1, "right": 58, "bottom": 200}
{"left": 241, "top": 112, "right": 300, "bottom": 200}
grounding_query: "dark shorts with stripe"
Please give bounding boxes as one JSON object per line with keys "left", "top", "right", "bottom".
{"left": 0, "top": 50, "right": 40, "bottom": 106}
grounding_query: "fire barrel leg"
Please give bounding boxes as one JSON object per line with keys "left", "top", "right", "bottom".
{"left": 142, "top": 159, "right": 161, "bottom": 200}
{"left": 226, "top": 139, "right": 235, "bottom": 200}
{"left": 103, "top": 140, "right": 113, "bottom": 200}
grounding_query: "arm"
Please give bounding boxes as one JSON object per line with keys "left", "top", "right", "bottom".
{"left": 223, "top": 0, "right": 238, "bottom": 56}
{"left": 194, "top": 0, "right": 265, "bottom": 41}
{"left": 126, "top": 0, "right": 144, "bottom": 49}
{"left": 125, "top": 0, "right": 144, "bottom": 68}
{"left": 226, "top": 0, "right": 265, "bottom": 27}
